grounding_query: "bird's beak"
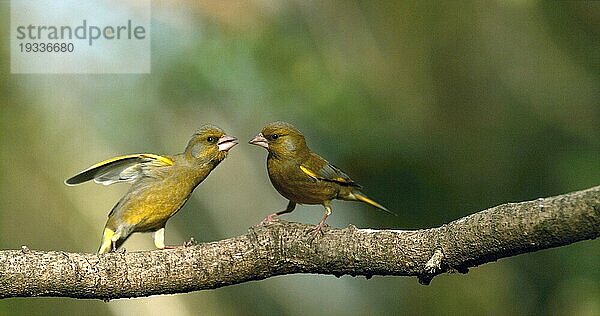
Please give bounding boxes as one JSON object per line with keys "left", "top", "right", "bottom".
{"left": 217, "top": 135, "right": 238, "bottom": 152}
{"left": 249, "top": 133, "right": 268, "bottom": 149}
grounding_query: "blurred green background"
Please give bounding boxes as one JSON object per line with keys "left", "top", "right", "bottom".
{"left": 1, "top": 1, "right": 599, "bottom": 315}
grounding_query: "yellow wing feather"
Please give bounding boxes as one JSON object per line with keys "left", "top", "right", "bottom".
{"left": 65, "top": 154, "right": 173, "bottom": 186}
{"left": 299, "top": 161, "right": 359, "bottom": 187}
{"left": 299, "top": 165, "right": 319, "bottom": 180}
{"left": 87, "top": 154, "right": 173, "bottom": 169}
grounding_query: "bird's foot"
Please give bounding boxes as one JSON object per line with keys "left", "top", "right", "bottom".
{"left": 184, "top": 237, "right": 197, "bottom": 247}
{"left": 261, "top": 213, "right": 279, "bottom": 225}
{"left": 308, "top": 222, "right": 328, "bottom": 239}
{"left": 160, "top": 238, "right": 197, "bottom": 250}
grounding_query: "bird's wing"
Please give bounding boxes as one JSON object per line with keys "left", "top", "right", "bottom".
{"left": 65, "top": 154, "right": 174, "bottom": 186}
{"left": 299, "top": 153, "right": 361, "bottom": 188}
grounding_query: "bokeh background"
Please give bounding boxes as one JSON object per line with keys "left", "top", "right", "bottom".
{"left": 1, "top": 1, "right": 599, "bottom": 315}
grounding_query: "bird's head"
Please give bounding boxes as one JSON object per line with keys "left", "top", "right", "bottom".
{"left": 185, "top": 125, "right": 237, "bottom": 163}
{"left": 249, "top": 121, "right": 309, "bottom": 158}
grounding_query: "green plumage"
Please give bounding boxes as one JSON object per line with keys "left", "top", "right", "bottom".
{"left": 66, "top": 125, "right": 237, "bottom": 253}
{"left": 250, "top": 121, "right": 392, "bottom": 233}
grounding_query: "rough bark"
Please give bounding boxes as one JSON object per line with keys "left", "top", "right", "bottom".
{"left": 0, "top": 186, "right": 598, "bottom": 300}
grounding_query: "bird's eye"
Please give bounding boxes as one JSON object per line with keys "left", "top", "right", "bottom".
{"left": 206, "top": 136, "right": 215, "bottom": 143}
{"left": 269, "top": 134, "right": 279, "bottom": 140}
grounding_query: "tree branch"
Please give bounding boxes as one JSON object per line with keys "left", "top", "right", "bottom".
{"left": 1, "top": 186, "right": 599, "bottom": 300}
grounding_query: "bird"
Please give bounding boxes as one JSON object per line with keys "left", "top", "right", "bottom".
{"left": 249, "top": 121, "right": 392, "bottom": 234}
{"left": 65, "top": 125, "right": 238, "bottom": 254}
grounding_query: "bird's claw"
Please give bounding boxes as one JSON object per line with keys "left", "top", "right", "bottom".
{"left": 308, "top": 222, "right": 327, "bottom": 240}
{"left": 184, "top": 237, "right": 197, "bottom": 247}
{"left": 261, "top": 213, "right": 279, "bottom": 225}
{"left": 311, "top": 229, "right": 324, "bottom": 240}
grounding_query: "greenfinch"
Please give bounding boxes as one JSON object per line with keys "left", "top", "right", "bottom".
{"left": 66, "top": 125, "right": 237, "bottom": 253}
{"left": 249, "top": 121, "right": 391, "bottom": 234}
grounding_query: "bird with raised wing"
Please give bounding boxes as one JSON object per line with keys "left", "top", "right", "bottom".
{"left": 66, "top": 125, "right": 237, "bottom": 253}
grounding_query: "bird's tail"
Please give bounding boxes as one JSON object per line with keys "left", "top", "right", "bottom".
{"left": 98, "top": 228, "right": 125, "bottom": 254}
{"left": 351, "top": 191, "right": 396, "bottom": 216}
{"left": 98, "top": 228, "right": 115, "bottom": 254}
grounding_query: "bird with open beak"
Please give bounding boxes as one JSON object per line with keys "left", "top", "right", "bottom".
{"left": 66, "top": 125, "right": 238, "bottom": 253}
{"left": 249, "top": 121, "right": 392, "bottom": 234}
